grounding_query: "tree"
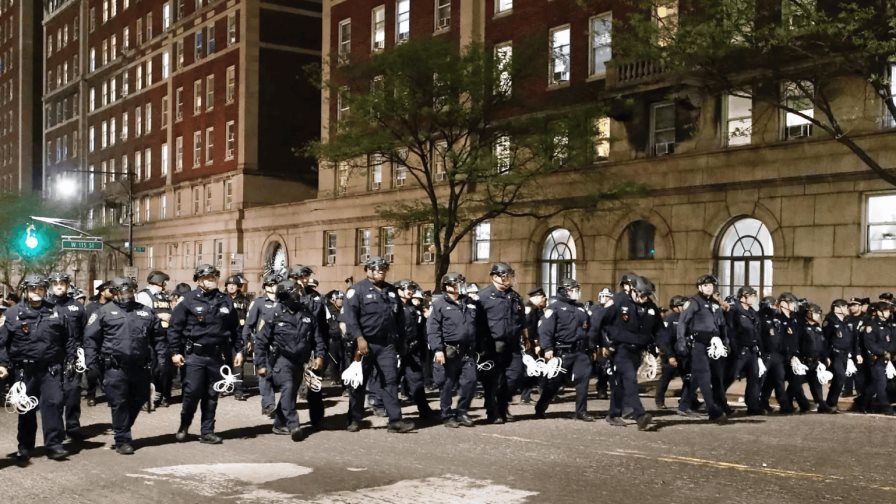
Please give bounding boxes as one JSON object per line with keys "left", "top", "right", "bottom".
{"left": 611, "top": 0, "right": 896, "bottom": 184}
{"left": 0, "top": 192, "right": 72, "bottom": 292}
{"left": 313, "top": 38, "right": 640, "bottom": 288}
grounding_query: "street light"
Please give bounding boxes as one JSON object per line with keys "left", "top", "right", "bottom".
{"left": 56, "top": 176, "right": 80, "bottom": 199}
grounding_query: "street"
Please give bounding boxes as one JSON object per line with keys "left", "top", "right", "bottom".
{"left": 1, "top": 381, "right": 894, "bottom": 504}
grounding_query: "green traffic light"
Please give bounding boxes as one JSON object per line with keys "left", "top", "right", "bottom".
{"left": 24, "top": 224, "right": 38, "bottom": 249}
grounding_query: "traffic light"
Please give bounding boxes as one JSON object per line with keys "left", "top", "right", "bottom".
{"left": 12, "top": 222, "right": 57, "bottom": 260}
{"left": 24, "top": 224, "right": 39, "bottom": 250}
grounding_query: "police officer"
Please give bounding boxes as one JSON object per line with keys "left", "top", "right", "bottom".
{"left": 655, "top": 295, "right": 686, "bottom": 409}
{"left": 243, "top": 272, "right": 282, "bottom": 416}
{"left": 136, "top": 271, "right": 175, "bottom": 408}
{"left": 800, "top": 303, "right": 831, "bottom": 412}
{"left": 254, "top": 279, "right": 326, "bottom": 440}
{"left": 823, "top": 299, "right": 857, "bottom": 412}
{"left": 0, "top": 275, "right": 77, "bottom": 462}
{"left": 84, "top": 277, "right": 165, "bottom": 454}
{"left": 47, "top": 272, "right": 86, "bottom": 439}
{"left": 759, "top": 295, "right": 794, "bottom": 414}
{"left": 224, "top": 275, "right": 251, "bottom": 401}
{"left": 288, "top": 265, "right": 329, "bottom": 429}
{"left": 591, "top": 287, "right": 614, "bottom": 401}
{"left": 775, "top": 292, "right": 813, "bottom": 414}
{"left": 520, "top": 288, "right": 546, "bottom": 403}
{"left": 340, "top": 256, "right": 413, "bottom": 433}
{"left": 84, "top": 280, "right": 114, "bottom": 406}
{"left": 396, "top": 279, "right": 434, "bottom": 419}
{"left": 427, "top": 272, "right": 481, "bottom": 428}
{"left": 478, "top": 263, "right": 525, "bottom": 424}
{"left": 325, "top": 290, "right": 347, "bottom": 383}
{"left": 725, "top": 286, "right": 764, "bottom": 415}
{"left": 862, "top": 302, "right": 895, "bottom": 415}
{"left": 168, "top": 264, "right": 244, "bottom": 444}
{"left": 676, "top": 274, "right": 729, "bottom": 423}
{"left": 535, "top": 278, "right": 594, "bottom": 422}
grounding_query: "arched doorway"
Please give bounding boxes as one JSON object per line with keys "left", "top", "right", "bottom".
{"left": 715, "top": 217, "right": 773, "bottom": 298}
{"left": 541, "top": 228, "right": 577, "bottom": 296}
{"left": 264, "top": 241, "right": 288, "bottom": 276}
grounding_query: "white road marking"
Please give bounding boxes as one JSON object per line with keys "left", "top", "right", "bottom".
{"left": 303, "top": 474, "right": 537, "bottom": 503}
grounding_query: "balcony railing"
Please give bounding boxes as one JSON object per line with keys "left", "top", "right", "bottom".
{"left": 607, "top": 60, "right": 669, "bottom": 89}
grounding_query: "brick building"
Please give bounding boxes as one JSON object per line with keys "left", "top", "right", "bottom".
{"left": 41, "top": 0, "right": 321, "bottom": 288}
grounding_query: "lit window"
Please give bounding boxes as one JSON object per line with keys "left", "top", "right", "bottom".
{"left": 494, "top": 135, "right": 511, "bottom": 174}
{"left": 175, "top": 136, "right": 184, "bottom": 171}
{"left": 473, "top": 222, "right": 490, "bottom": 262}
{"left": 338, "top": 19, "right": 351, "bottom": 58}
{"left": 650, "top": 102, "right": 675, "bottom": 156}
{"left": 369, "top": 154, "right": 383, "bottom": 190}
{"left": 226, "top": 65, "right": 236, "bottom": 103}
{"left": 420, "top": 224, "right": 435, "bottom": 263}
{"left": 380, "top": 227, "right": 395, "bottom": 259}
{"left": 193, "top": 131, "right": 202, "bottom": 167}
{"left": 435, "top": 0, "right": 451, "bottom": 31}
{"left": 589, "top": 13, "right": 612, "bottom": 77}
{"left": 549, "top": 26, "right": 570, "bottom": 85}
{"left": 371, "top": 6, "right": 385, "bottom": 52}
{"left": 494, "top": 42, "right": 512, "bottom": 96}
{"left": 593, "top": 116, "right": 610, "bottom": 162}
{"left": 225, "top": 121, "right": 235, "bottom": 159}
{"left": 655, "top": 2, "right": 678, "bottom": 47}
{"left": 206, "top": 75, "right": 214, "bottom": 110}
{"left": 496, "top": 0, "right": 512, "bottom": 14}
{"left": 396, "top": 0, "right": 410, "bottom": 43}
{"left": 357, "top": 229, "right": 372, "bottom": 264}
{"left": 866, "top": 193, "right": 896, "bottom": 252}
{"left": 725, "top": 93, "right": 753, "bottom": 146}
{"left": 324, "top": 231, "right": 337, "bottom": 265}
{"left": 205, "top": 127, "right": 214, "bottom": 164}
{"left": 783, "top": 81, "right": 814, "bottom": 140}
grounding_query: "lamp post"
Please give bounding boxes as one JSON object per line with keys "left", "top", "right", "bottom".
{"left": 55, "top": 168, "right": 135, "bottom": 267}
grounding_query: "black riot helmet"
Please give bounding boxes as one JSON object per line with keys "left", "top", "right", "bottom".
{"left": 489, "top": 262, "right": 515, "bottom": 278}
{"left": 696, "top": 274, "right": 719, "bottom": 287}
{"left": 262, "top": 272, "right": 283, "bottom": 287}
{"left": 363, "top": 256, "right": 390, "bottom": 272}
{"left": 326, "top": 290, "right": 346, "bottom": 301}
{"left": 669, "top": 295, "right": 687, "bottom": 308}
{"left": 47, "top": 272, "right": 71, "bottom": 284}
{"left": 274, "top": 279, "right": 299, "bottom": 300}
{"left": 110, "top": 277, "right": 137, "bottom": 293}
{"left": 440, "top": 272, "right": 466, "bottom": 290}
{"left": 22, "top": 275, "right": 48, "bottom": 289}
{"left": 632, "top": 275, "right": 654, "bottom": 296}
{"left": 193, "top": 264, "right": 220, "bottom": 282}
{"left": 288, "top": 264, "right": 314, "bottom": 279}
{"left": 225, "top": 275, "right": 245, "bottom": 287}
{"left": 619, "top": 272, "right": 637, "bottom": 287}
{"left": 736, "top": 286, "right": 757, "bottom": 299}
{"left": 557, "top": 278, "right": 581, "bottom": 297}
{"left": 395, "top": 279, "right": 420, "bottom": 292}
{"left": 146, "top": 270, "right": 170, "bottom": 286}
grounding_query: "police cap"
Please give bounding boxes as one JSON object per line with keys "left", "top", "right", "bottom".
{"left": 95, "top": 280, "right": 112, "bottom": 293}
{"left": 632, "top": 276, "right": 654, "bottom": 296}
{"left": 846, "top": 297, "right": 862, "bottom": 306}
{"left": 395, "top": 279, "right": 420, "bottom": 291}
{"left": 669, "top": 295, "right": 687, "bottom": 308}
{"left": 47, "top": 272, "right": 71, "bottom": 283}
{"left": 275, "top": 279, "right": 299, "bottom": 300}
{"left": 777, "top": 292, "right": 798, "bottom": 304}
{"left": 22, "top": 275, "right": 48, "bottom": 289}
{"left": 225, "top": 275, "right": 245, "bottom": 286}
{"left": 557, "top": 278, "right": 580, "bottom": 296}
{"left": 326, "top": 290, "right": 345, "bottom": 300}
{"left": 262, "top": 272, "right": 283, "bottom": 287}
{"left": 528, "top": 287, "right": 546, "bottom": 297}
{"left": 618, "top": 272, "right": 637, "bottom": 286}
{"left": 696, "top": 274, "right": 719, "bottom": 286}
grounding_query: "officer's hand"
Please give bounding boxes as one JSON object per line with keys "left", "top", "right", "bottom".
{"left": 171, "top": 354, "right": 185, "bottom": 368}
{"left": 257, "top": 367, "right": 267, "bottom": 377}
{"left": 0, "top": 366, "right": 7, "bottom": 379}
{"left": 601, "top": 347, "right": 610, "bottom": 359}
{"left": 886, "top": 352, "right": 893, "bottom": 361}
{"left": 233, "top": 353, "right": 244, "bottom": 368}
{"left": 591, "top": 350, "right": 600, "bottom": 362}
{"left": 856, "top": 355, "right": 863, "bottom": 364}
{"left": 669, "top": 356, "right": 678, "bottom": 368}
{"left": 434, "top": 351, "right": 445, "bottom": 365}
{"left": 534, "top": 346, "right": 541, "bottom": 355}
{"left": 246, "top": 340, "right": 254, "bottom": 354}
{"left": 312, "top": 357, "right": 324, "bottom": 370}
{"left": 544, "top": 350, "right": 554, "bottom": 361}
{"left": 356, "top": 336, "right": 370, "bottom": 356}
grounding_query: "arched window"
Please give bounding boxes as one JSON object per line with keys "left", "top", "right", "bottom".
{"left": 716, "top": 217, "right": 773, "bottom": 298}
{"left": 264, "top": 241, "right": 287, "bottom": 275}
{"left": 541, "top": 228, "right": 576, "bottom": 296}
{"left": 624, "top": 220, "right": 656, "bottom": 259}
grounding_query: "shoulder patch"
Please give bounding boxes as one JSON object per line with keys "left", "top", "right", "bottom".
{"left": 866, "top": 326, "right": 873, "bottom": 333}
{"left": 682, "top": 301, "right": 690, "bottom": 311}
{"left": 67, "top": 305, "right": 79, "bottom": 312}
{"left": 87, "top": 313, "right": 98, "bottom": 326}
{"left": 346, "top": 289, "right": 355, "bottom": 300}
{"left": 544, "top": 308, "right": 553, "bottom": 319}
{"left": 219, "top": 307, "right": 230, "bottom": 314}
{"left": 136, "top": 310, "right": 149, "bottom": 317}
{"left": 822, "top": 320, "right": 829, "bottom": 328}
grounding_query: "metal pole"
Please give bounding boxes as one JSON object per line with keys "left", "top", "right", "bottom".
{"left": 128, "top": 173, "right": 134, "bottom": 267}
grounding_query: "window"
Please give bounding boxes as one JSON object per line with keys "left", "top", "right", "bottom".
{"left": 541, "top": 228, "right": 576, "bottom": 296}
{"left": 357, "top": 229, "right": 372, "bottom": 264}
{"left": 123, "top": 26, "right": 129, "bottom": 51}
{"left": 336, "top": 86, "right": 350, "bottom": 124}
{"left": 207, "top": 24, "right": 215, "bottom": 55}
{"left": 380, "top": 227, "right": 395, "bottom": 260}
{"left": 121, "top": 154, "right": 128, "bottom": 181}
{"left": 396, "top": 0, "right": 410, "bottom": 43}
{"left": 137, "top": 18, "right": 143, "bottom": 46}
{"left": 175, "top": 87, "right": 183, "bottom": 120}
{"left": 716, "top": 217, "right": 774, "bottom": 298}
{"left": 89, "top": 87, "right": 96, "bottom": 111}
{"left": 494, "top": 135, "right": 511, "bottom": 174}
{"left": 122, "top": 70, "right": 129, "bottom": 96}
{"left": 161, "top": 95, "right": 169, "bottom": 128}
{"left": 593, "top": 116, "right": 610, "bottom": 162}
{"left": 101, "top": 121, "right": 108, "bottom": 148}
{"left": 205, "top": 184, "right": 213, "bottom": 212}
{"left": 338, "top": 19, "right": 351, "bottom": 58}
{"left": 725, "top": 93, "right": 752, "bottom": 146}
{"left": 496, "top": 0, "right": 512, "bottom": 14}
{"left": 166, "top": 243, "right": 177, "bottom": 269}
{"left": 146, "top": 59, "right": 153, "bottom": 86}
{"left": 224, "top": 179, "right": 233, "bottom": 209}
{"left": 549, "top": 26, "right": 570, "bottom": 85}
{"left": 146, "top": 12, "right": 153, "bottom": 40}
{"left": 434, "top": 141, "right": 448, "bottom": 181}
{"left": 473, "top": 222, "right": 490, "bottom": 262}
{"left": 110, "top": 117, "right": 117, "bottom": 146}
{"left": 214, "top": 239, "right": 224, "bottom": 269}
{"left": 143, "top": 196, "right": 151, "bottom": 223}
{"left": 192, "top": 187, "right": 201, "bottom": 214}
{"left": 650, "top": 102, "right": 675, "bottom": 156}
{"left": 195, "top": 241, "right": 204, "bottom": 266}
{"left": 111, "top": 0, "right": 117, "bottom": 18}
{"left": 111, "top": 34, "right": 117, "bottom": 59}
{"left": 225, "top": 121, "right": 235, "bottom": 159}
{"left": 494, "top": 42, "right": 512, "bottom": 96}
{"left": 655, "top": 1, "right": 678, "bottom": 47}
{"left": 135, "top": 106, "right": 142, "bottom": 137}
{"left": 435, "top": 0, "right": 450, "bottom": 31}
{"left": 136, "top": 65, "right": 143, "bottom": 90}
{"left": 420, "top": 223, "right": 435, "bottom": 263}
{"left": 195, "top": 30, "right": 203, "bottom": 60}
{"left": 226, "top": 65, "right": 236, "bottom": 103}
{"left": 144, "top": 147, "right": 152, "bottom": 180}
{"left": 783, "top": 81, "right": 814, "bottom": 139}
{"left": 336, "top": 162, "right": 349, "bottom": 195}
{"left": 88, "top": 165, "right": 95, "bottom": 192}
{"left": 371, "top": 6, "right": 385, "bottom": 52}
{"left": 135, "top": 149, "right": 142, "bottom": 180}
{"left": 89, "top": 47, "right": 96, "bottom": 72}
{"left": 175, "top": 136, "right": 184, "bottom": 171}
{"left": 163, "top": 2, "right": 172, "bottom": 31}
{"left": 205, "top": 127, "right": 214, "bottom": 164}
{"left": 145, "top": 102, "right": 152, "bottom": 133}
{"left": 367, "top": 154, "right": 384, "bottom": 190}
{"left": 206, "top": 75, "right": 214, "bottom": 110}
{"left": 194, "top": 79, "right": 202, "bottom": 114}
{"left": 886, "top": 63, "right": 896, "bottom": 128}
{"left": 193, "top": 131, "right": 202, "bottom": 167}
{"left": 161, "top": 143, "right": 169, "bottom": 177}
{"left": 589, "top": 13, "right": 612, "bottom": 77}
{"left": 551, "top": 126, "right": 568, "bottom": 167}
{"left": 324, "top": 231, "right": 337, "bottom": 265}
{"left": 162, "top": 51, "right": 170, "bottom": 79}
{"left": 227, "top": 13, "right": 237, "bottom": 45}
{"left": 624, "top": 220, "right": 656, "bottom": 259}
{"left": 175, "top": 39, "right": 183, "bottom": 69}
{"left": 159, "top": 194, "right": 167, "bottom": 219}
{"left": 183, "top": 241, "right": 193, "bottom": 268}
{"left": 175, "top": 190, "right": 182, "bottom": 216}
{"left": 392, "top": 158, "right": 408, "bottom": 187}
{"left": 866, "top": 193, "right": 896, "bottom": 252}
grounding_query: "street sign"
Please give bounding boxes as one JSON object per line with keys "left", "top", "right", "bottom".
{"left": 123, "top": 266, "right": 138, "bottom": 280}
{"left": 230, "top": 254, "right": 244, "bottom": 273}
{"left": 134, "top": 246, "right": 146, "bottom": 253}
{"left": 61, "top": 236, "right": 103, "bottom": 251}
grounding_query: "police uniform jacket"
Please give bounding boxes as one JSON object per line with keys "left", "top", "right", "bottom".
{"left": 599, "top": 292, "right": 652, "bottom": 348}
{"left": 538, "top": 294, "right": 589, "bottom": 353}
{"left": 478, "top": 284, "right": 526, "bottom": 343}
{"left": 83, "top": 300, "right": 165, "bottom": 367}
{"left": 327, "top": 303, "right": 343, "bottom": 341}
{"left": 823, "top": 313, "right": 857, "bottom": 357}
{"left": 167, "top": 288, "right": 242, "bottom": 357}
{"left": 230, "top": 293, "right": 251, "bottom": 329}
{"left": 254, "top": 302, "right": 324, "bottom": 369}
{"left": 49, "top": 295, "right": 85, "bottom": 345}
{"left": 242, "top": 296, "right": 278, "bottom": 343}
{"left": 863, "top": 319, "right": 896, "bottom": 358}
{"left": 0, "top": 300, "right": 78, "bottom": 367}
{"left": 657, "top": 312, "right": 680, "bottom": 356}
{"left": 401, "top": 300, "right": 426, "bottom": 353}
{"left": 525, "top": 303, "right": 544, "bottom": 347}
{"left": 676, "top": 294, "right": 728, "bottom": 346}
{"left": 340, "top": 278, "right": 405, "bottom": 344}
{"left": 426, "top": 294, "right": 480, "bottom": 352}
{"left": 798, "top": 321, "right": 827, "bottom": 362}
{"left": 300, "top": 288, "right": 329, "bottom": 353}
{"left": 637, "top": 300, "right": 662, "bottom": 350}
{"left": 775, "top": 312, "right": 800, "bottom": 361}
{"left": 730, "top": 302, "right": 762, "bottom": 351}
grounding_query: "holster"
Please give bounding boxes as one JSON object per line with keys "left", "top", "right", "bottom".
{"left": 444, "top": 344, "right": 459, "bottom": 360}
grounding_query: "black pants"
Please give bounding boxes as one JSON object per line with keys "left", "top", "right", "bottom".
{"left": 16, "top": 364, "right": 65, "bottom": 452}
{"left": 179, "top": 353, "right": 225, "bottom": 435}
{"left": 679, "top": 342, "right": 724, "bottom": 418}
{"left": 655, "top": 355, "right": 679, "bottom": 404}
{"left": 103, "top": 363, "right": 150, "bottom": 445}
{"left": 826, "top": 352, "right": 850, "bottom": 407}
{"left": 483, "top": 349, "right": 523, "bottom": 420}
{"left": 867, "top": 359, "right": 895, "bottom": 413}
{"left": 760, "top": 353, "right": 792, "bottom": 413}
{"left": 347, "top": 342, "right": 402, "bottom": 424}
{"left": 400, "top": 348, "right": 433, "bottom": 416}
{"left": 62, "top": 368, "right": 82, "bottom": 432}
{"left": 609, "top": 346, "right": 646, "bottom": 418}
{"left": 270, "top": 353, "right": 310, "bottom": 430}
{"left": 726, "top": 347, "right": 762, "bottom": 413}
{"left": 433, "top": 352, "right": 477, "bottom": 419}
{"left": 537, "top": 351, "right": 591, "bottom": 417}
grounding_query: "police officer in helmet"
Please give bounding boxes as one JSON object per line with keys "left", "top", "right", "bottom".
{"left": 287, "top": 265, "right": 330, "bottom": 429}
{"left": 243, "top": 271, "right": 283, "bottom": 417}
{"left": 47, "top": 272, "right": 86, "bottom": 440}
{"left": 340, "top": 256, "right": 413, "bottom": 433}
{"left": 83, "top": 277, "right": 165, "bottom": 454}
{"left": 136, "top": 270, "right": 175, "bottom": 408}
{"left": 168, "top": 264, "right": 244, "bottom": 444}
{"left": 224, "top": 275, "right": 251, "bottom": 401}
{"left": 0, "top": 275, "right": 78, "bottom": 463}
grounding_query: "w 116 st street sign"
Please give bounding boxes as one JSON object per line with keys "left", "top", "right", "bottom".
{"left": 61, "top": 236, "right": 103, "bottom": 251}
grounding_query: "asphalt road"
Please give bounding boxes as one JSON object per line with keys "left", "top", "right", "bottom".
{"left": 1, "top": 382, "right": 894, "bottom": 504}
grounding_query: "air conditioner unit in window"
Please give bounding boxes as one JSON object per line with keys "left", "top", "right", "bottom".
{"left": 326, "top": 254, "right": 336, "bottom": 265}
{"left": 371, "top": 181, "right": 381, "bottom": 190}
{"left": 786, "top": 123, "right": 811, "bottom": 139}
{"left": 226, "top": 148, "right": 234, "bottom": 159}
{"left": 552, "top": 72, "right": 566, "bottom": 83}
{"left": 373, "top": 40, "right": 385, "bottom": 50}
{"left": 437, "top": 17, "right": 450, "bottom": 29}
{"left": 395, "top": 178, "right": 405, "bottom": 187}
{"left": 385, "top": 253, "right": 394, "bottom": 263}
{"left": 654, "top": 142, "right": 674, "bottom": 156}
{"left": 435, "top": 171, "right": 446, "bottom": 182}
{"left": 398, "top": 32, "right": 409, "bottom": 42}
{"left": 423, "top": 251, "right": 434, "bottom": 263}
{"left": 360, "top": 254, "right": 370, "bottom": 264}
